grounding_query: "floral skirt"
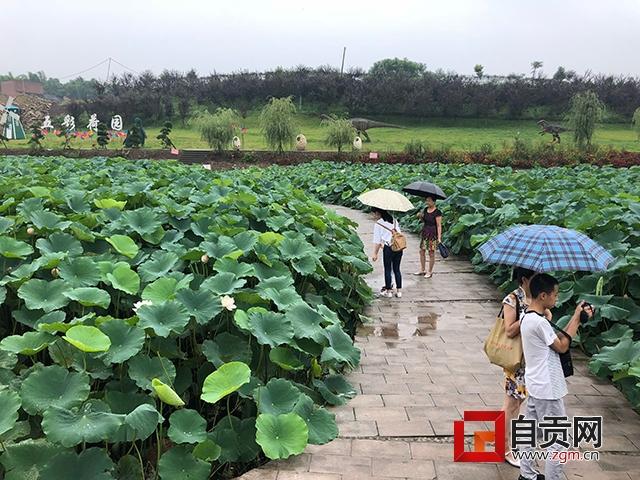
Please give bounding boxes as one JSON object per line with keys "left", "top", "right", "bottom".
{"left": 419, "top": 237, "right": 438, "bottom": 252}
{"left": 504, "top": 366, "right": 527, "bottom": 400}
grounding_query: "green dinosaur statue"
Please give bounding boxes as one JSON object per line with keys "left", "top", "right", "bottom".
{"left": 320, "top": 115, "right": 405, "bottom": 142}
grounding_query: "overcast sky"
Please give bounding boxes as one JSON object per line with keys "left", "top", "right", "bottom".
{"left": 3, "top": 0, "right": 640, "bottom": 80}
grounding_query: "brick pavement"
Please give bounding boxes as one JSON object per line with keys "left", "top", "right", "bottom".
{"left": 238, "top": 206, "right": 640, "bottom": 480}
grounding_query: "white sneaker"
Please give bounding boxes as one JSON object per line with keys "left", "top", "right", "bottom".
{"left": 382, "top": 290, "right": 393, "bottom": 298}
{"left": 395, "top": 291, "right": 402, "bottom": 298}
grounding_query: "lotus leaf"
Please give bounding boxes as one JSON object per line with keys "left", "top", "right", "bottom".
{"left": 98, "top": 321, "right": 145, "bottom": 364}
{"left": 63, "top": 287, "right": 111, "bottom": 308}
{"left": 292, "top": 394, "right": 338, "bottom": 444}
{"left": 106, "top": 264, "right": 140, "bottom": 295}
{"left": 176, "top": 288, "right": 223, "bottom": 325}
{"left": 127, "top": 354, "right": 176, "bottom": 390}
{"left": 42, "top": 401, "right": 124, "bottom": 447}
{"left": 255, "top": 413, "right": 308, "bottom": 460}
{"left": 17, "top": 278, "right": 70, "bottom": 312}
{"left": 201, "top": 361, "right": 251, "bottom": 404}
{"left": 254, "top": 378, "right": 302, "bottom": 415}
{"left": 247, "top": 309, "right": 294, "bottom": 347}
{"left": 63, "top": 325, "right": 111, "bottom": 352}
{"left": 20, "top": 364, "right": 91, "bottom": 414}
{"left": 202, "top": 333, "right": 252, "bottom": 367}
{"left": 39, "top": 447, "right": 115, "bottom": 480}
{"left": 136, "top": 301, "right": 190, "bottom": 337}
{"left": 0, "top": 331, "right": 55, "bottom": 355}
{"left": 106, "top": 234, "right": 139, "bottom": 259}
{"left": 168, "top": 409, "right": 207, "bottom": 444}
{"left": 158, "top": 445, "right": 211, "bottom": 480}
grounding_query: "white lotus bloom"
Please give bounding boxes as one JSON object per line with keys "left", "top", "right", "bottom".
{"left": 221, "top": 295, "right": 236, "bottom": 311}
{"left": 133, "top": 300, "right": 153, "bottom": 313}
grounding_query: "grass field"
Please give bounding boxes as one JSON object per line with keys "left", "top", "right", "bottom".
{"left": 8, "top": 114, "right": 640, "bottom": 152}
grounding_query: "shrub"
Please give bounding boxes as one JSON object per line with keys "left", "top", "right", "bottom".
{"left": 96, "top": 122, "right": 110, "bottom": 149}
{"left": 27, "top": 123, "right": 44, "bottom": 151}
{"left": 194, "top": 108, "right": 239, "bottom": 152}
{"left": 403, "top": 139, "right": 429, "bottom": 158}
{"left": 260, "top": 97, "right": 297, "bottom": 153}
{"left": 156, "top": 121, "right": 176, "bottom": 149}
{"left": 322, "top": 116, "right": 355, "bottom": 153}
{"left": 479, "top": 142, "right": 494, "bottom": 155}
{"left": 633, "top": 107, "right": 640, "bottom": 140}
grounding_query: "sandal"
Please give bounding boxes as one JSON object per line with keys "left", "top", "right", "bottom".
{"left": 424, "top": 272, "right": 433, "bottom": 278}
{"left": 412, "top": 271, "right": 426, "bottom": 276}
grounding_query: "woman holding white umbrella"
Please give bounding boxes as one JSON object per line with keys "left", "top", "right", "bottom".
{"left": 358, "top": 189, "right": 413, "bottom": 298}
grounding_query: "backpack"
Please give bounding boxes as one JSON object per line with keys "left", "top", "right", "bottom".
{"left": 377, "top": 220, "right": 407, "bottom": 252}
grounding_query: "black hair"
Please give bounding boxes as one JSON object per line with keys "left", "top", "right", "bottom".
{"left": 530, "top": 273, "right": 559, "bottom": 298}
{"left": 371, "top": 207, "right": 393, "bottom": 223}
{"left": 512, "top": 267, "right": 536, "bottom": 285}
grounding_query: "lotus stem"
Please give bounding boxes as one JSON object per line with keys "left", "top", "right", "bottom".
{"left": 133, "top": 441, "right": 145, "bottom": 480}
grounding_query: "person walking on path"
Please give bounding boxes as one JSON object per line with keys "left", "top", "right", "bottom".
{"left": 414, "top": 196, "right": 442, "bottom": 278}
{"left": 518, "top": 273, "right": 593, "bottom": 480}
{"left": 370, "top": 207, "right": 403, "bottom": 298}
{"left": 501, "top": 267, "right": 552, "bottom": 468}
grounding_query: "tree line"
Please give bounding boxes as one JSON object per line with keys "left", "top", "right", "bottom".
{"left": 4, "top": 59, "right": 640, "bottom": 123}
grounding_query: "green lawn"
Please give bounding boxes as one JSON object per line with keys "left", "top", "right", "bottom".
{"left": 8, "top": 115, "right": 640, "bottom": 152}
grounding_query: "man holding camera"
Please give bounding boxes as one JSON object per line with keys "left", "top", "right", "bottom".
{"left": 518, "top": 273, "right": 594, "bottom": 480}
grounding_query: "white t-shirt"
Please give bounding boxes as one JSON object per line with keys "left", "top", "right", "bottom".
{"left": 520, "top": 310, "right": 568, "bottom": 400}
{"left": 373, "top": 219, "right": 400, "bottom": 247}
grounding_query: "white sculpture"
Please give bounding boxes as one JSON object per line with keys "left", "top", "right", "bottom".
{"left": 87, "top": 114, "right": 99, "bottom": 131}
{"left": 62, "top": 114, "right": 76, "bottom": 132}
{"left": 296, "top": 134, "right": 307, "bottom": 151}
{"left": 353, "top": 136, "right": 363, "bottom": 150}
{"left": 110, "top": 115, "right": 123, "bottom": 131}
{"left": 232, "top": 136, "right": 241, "bottom": 150}
{"left": 41, "top": 115, "right": 54, "bottom": 131}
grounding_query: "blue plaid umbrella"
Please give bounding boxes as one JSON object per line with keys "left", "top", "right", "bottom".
{"left": 478, "top": 225, "right": 614, "bottom": 272}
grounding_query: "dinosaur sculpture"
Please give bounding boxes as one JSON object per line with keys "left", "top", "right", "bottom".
{"left": 320, "top": 115, "right": 405, "bottom": 142}
{"left": 537, "top": 119, "right": 571, "bottom": 143}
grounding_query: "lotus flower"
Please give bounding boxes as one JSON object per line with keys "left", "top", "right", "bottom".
{"left": 133, "top": 299, "right": 153, "bottom": 313}
{"left": 221, "top": 295, "right": 236, "bottom": 311}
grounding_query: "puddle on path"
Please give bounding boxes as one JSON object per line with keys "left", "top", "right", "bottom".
{"left": 359, "top": 312, "right": 439, "bottom": 339}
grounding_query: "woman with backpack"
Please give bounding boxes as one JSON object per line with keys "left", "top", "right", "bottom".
{"left": 370, "top": 207, "right": 403, "bottom": 298}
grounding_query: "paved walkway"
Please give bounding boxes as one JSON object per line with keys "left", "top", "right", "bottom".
{"left": 239, "top": 206, "right": 640, "bottom": 480}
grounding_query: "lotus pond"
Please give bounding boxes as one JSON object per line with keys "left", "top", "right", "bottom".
{"left": 240, "top": 161, "right": 640, "bottom": 409}
{"left": 0, "top": 156, "right": 372, "bottom": 479}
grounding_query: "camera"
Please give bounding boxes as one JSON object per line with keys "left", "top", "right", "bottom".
{"left": 579, "top": 302, "right": 594, "bottom": 323}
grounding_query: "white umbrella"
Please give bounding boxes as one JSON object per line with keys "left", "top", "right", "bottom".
{"left": 357, "top": 189, "right": 414, "bottom": 212}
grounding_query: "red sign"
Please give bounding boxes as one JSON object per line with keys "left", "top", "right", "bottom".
{"left": 454, "top": 410, "right": 505, "bottom": 462}
{"left": 170, "top": 148, "right": 179, "bottom": 155}
{"left": 369, "top": 152, "right": 378, "bottom": 160}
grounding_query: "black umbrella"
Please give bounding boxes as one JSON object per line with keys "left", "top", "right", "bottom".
{"left": 402, "top": 181, "right": 447, "bottom": 200}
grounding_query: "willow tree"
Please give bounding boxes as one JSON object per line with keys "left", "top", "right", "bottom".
{"left": 194, "top": 108, "right": 239, "bottom": 152}
{"left": 322, "top": 116, "right": 355, "bottom": 153}
{"left": 260, "top": 97, "right": 297, "bottom": 153}
{"left": 567, "top": 91, "right": 605, "bottom": 149}
{"left": 633, "top": 107, "right": 640, "bottom": 141}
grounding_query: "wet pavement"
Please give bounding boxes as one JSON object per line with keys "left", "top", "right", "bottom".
{"left": 238, "top": 206, "right": 640, "bottom": 480}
